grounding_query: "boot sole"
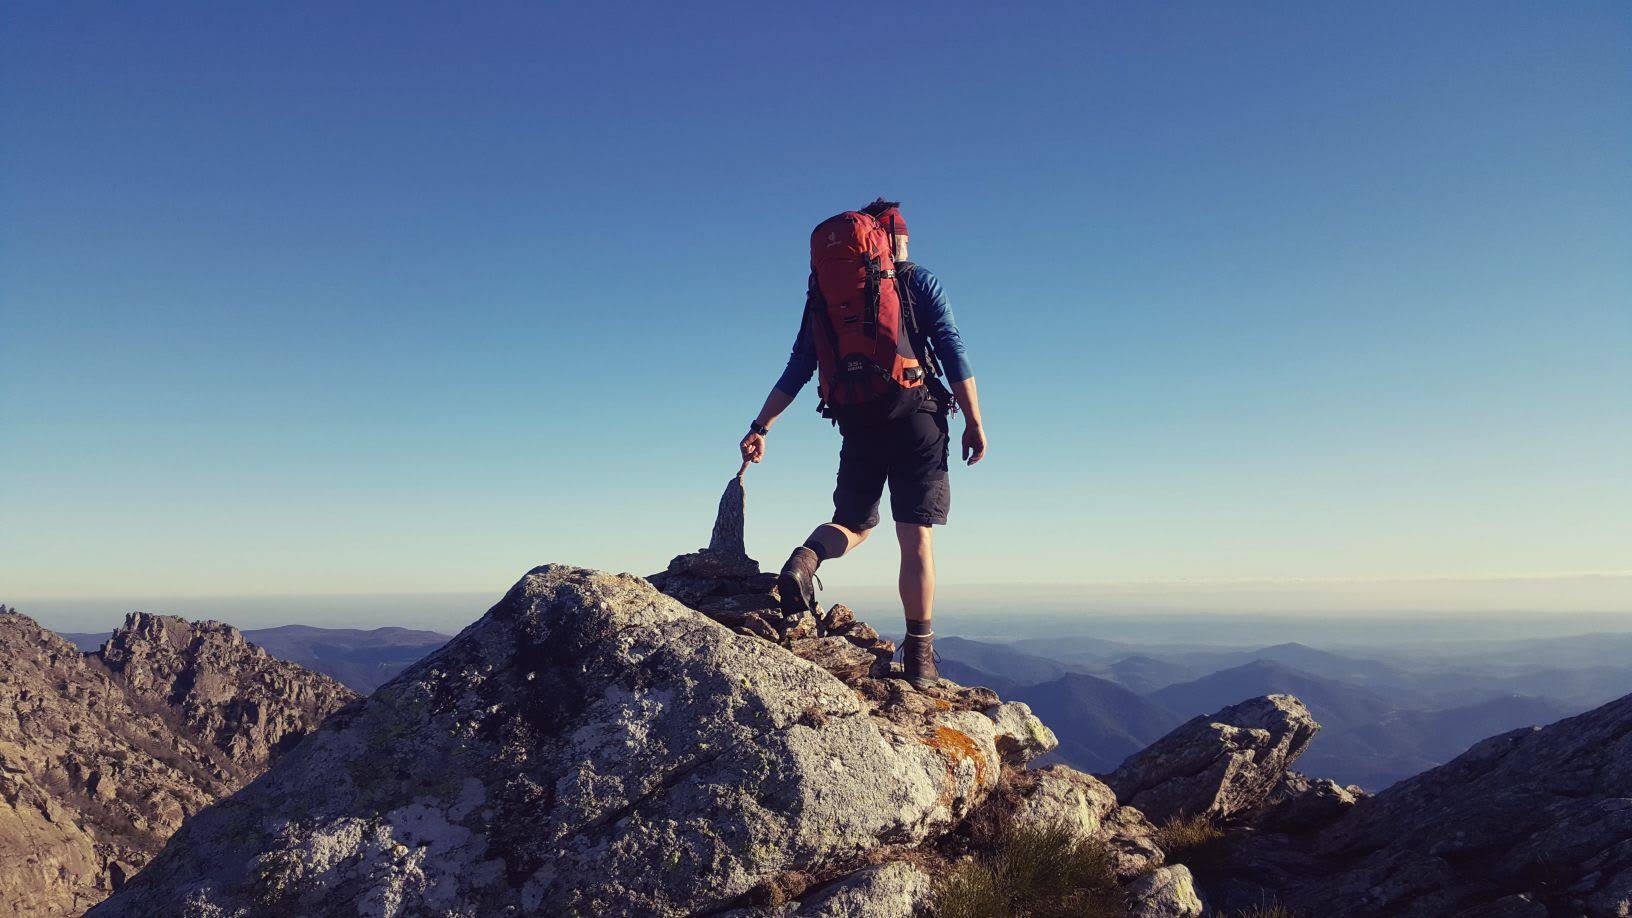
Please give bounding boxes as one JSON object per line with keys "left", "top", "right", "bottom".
{"left": 901, "top": 671, "right": 940, "bottom": 690}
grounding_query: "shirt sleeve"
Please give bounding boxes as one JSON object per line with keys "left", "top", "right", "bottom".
{"left": 773, "top": 310, "right": 819, "bottom": 397}
{"left": 909, "top": 267, "right": 974, "bottom": 382}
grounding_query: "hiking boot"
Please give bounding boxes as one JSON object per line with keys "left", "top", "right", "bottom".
{"left": 778, "top": 547, "right": 820, "bottom": 616}
{"left": 902, "top": 633, "right": 939, "bottom": 689}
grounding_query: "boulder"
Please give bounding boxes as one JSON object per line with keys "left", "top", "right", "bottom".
{"left": 794, "top": 861, "right": 933, "bottom": 917}
{"left": 1007, "top": 764, "right": 1119, "bottom": 838}
{"left": 1002, "top": 763, "right": 1164, "bottom": 878}
{"left": 983, "top": 701, "right": 1058, "bottom": 766}
{"left": 1103, "top": 694, "right": 1319, "bottom": 822}
{"left": 1125, "top": 864, "right": 1204, "bottom": 918}
{"left": 1101, "top": 805, "right": 1168, "bottom": 878}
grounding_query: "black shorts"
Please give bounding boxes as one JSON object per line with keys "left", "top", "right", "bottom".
{"left": 832, "top": 404, "right": 951, "bottom": 530}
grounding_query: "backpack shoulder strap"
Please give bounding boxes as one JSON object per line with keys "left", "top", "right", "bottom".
{"left": 892, "top": 262, "right": 943, "bottom": 378}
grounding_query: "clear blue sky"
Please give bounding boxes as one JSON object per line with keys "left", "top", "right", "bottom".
{"left": 3, "top": 2, "right": 1628, "bottom": 607}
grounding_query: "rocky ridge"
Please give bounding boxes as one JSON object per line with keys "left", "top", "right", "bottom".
{"left": 98, "top": 612, "right": 361, "bottom": 768}
{"left": 1200, "top": 692, "right": 1632, "bottom": 916}
{"left": 0, "top": 605, "right": 355, "bottom": 917}
{"left": 69, "top": 541, "right": 1632, "bottom": 917}
{"left": 91, "top": 560, "right": 1070, "bottom": 916}
{"left": 89, "top": 543, "right": 1333, "bottom": 918}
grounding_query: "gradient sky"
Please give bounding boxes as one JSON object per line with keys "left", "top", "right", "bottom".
{"left": 3, "top": 2, "right": 1629, "bottom": 610}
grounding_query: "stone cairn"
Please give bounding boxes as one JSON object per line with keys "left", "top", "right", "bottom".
{"left": 647, "top": 468, "right": 1012, "bottom": 727}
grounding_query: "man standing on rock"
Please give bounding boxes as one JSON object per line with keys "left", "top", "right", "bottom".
{"left": 739, "top": 199, "right": 985, "bottom": 689}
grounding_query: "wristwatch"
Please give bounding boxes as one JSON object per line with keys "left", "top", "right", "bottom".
{"left": 748, "top": 420, "right": 770, "bottom": 436}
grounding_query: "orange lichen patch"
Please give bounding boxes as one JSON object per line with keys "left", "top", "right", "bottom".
{"left": 931, "top": 698, "right": 953, "bottom": 711}
{"left": 920, "top": 725, "right": 991, "bottom": 790}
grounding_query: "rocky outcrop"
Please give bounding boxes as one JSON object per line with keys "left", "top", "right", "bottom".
{"left": 1176, "top": 689, "right": 1632, "bottom": 917}
{"left": 92, "top": 565, "right": 1058, "bottom": 917}
{"left": 1103, "top": 694, "right": 1319, "bottom": 822}
{"left": 1283, "top": 693, "right": 1632, "bottom": 916}
{"left": 96, "top": 612, "right": 360, "bottom": 768}
{"left": 0, "top": 606, "right": 352, "bottom": 917}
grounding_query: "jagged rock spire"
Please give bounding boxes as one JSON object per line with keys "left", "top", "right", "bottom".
{"left": 705, "top": 465, "right": 748, "bottom": 558}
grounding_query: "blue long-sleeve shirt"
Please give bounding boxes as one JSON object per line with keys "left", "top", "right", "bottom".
{"left": 774, "top": 263, "right": 973, "bottom": 398}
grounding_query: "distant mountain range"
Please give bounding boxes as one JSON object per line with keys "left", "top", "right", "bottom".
{"left": 933, "top": 636, "right": 1093, "bottom": 685}
{"left": 898, "top": 639, "right": 1184, "bottom": 772}
{"left": 1150, "top": 660, "right": 1397, "bottom": 733}
{"left": 1013, "top": 673, "right": 1182, "bottom": 772}
{"left": 933, "top": 633, "right": 1590, "bottom": 790}
{"left": 1300, "top": 693, "right": 1574, "bottom": 790}
{"left": 59, "top": 623, "right": 451, "bottom": 693}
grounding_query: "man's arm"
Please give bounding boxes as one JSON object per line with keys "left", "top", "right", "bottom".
{"left": 741, "top": 314, "right": 815, "bottom": 463}
{"left": 909, "top": 267, "right": 986, "bottom": 465}
{"left": 952, "top": 377, "right": 985, "bottom": 464}
{"left": 740, "top": 387, "right": 794, "bottom": 463}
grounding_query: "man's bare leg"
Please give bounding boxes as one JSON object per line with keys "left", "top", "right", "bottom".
{"left": 897, "top": 523, "right": 940, "bottom": 688}
{"left": 896, "top": 523, "right": 934, "bottom": 623}
{"left": 804, "top": 522, "right": 870, "bottom": 560}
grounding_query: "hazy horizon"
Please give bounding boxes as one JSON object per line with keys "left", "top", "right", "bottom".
{"left": 14, "top": 570, "right": 1628, "bottom": 637}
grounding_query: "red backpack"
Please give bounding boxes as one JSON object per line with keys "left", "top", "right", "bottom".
{"left": 806, "top": 211, "right": 927, "bottom": 422}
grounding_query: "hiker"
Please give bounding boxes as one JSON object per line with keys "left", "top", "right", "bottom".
{"left": 739, "top": 198, "right": 985, "bottom": 688}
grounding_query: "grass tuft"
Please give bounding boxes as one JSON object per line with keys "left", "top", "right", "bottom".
{"left": 930, "top": 822, "right": 1124, "bottom": 918}
{"left": 1153, "top": 812, "right": 1224, "bottom": 856}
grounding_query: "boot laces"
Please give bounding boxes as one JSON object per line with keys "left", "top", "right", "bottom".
{"left": 896, "top": 635, "right": 939, "bottom": 663}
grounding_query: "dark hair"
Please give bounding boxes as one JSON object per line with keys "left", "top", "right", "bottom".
{"left": 860, "top": 197, "right": 901, "bottom": 218}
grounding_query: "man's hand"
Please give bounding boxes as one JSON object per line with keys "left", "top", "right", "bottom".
{"left": 740, "top": 431, "right": 767, "bottom": 464}
{"left": 961, "top": 422, "right": 986, "bottom": 465}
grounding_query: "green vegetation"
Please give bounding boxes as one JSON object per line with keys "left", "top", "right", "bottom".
{"left": 930, "top": 822, "right": 1124, "bottom": 918}
{"left": 1153, "top": 812, "right": 1224, "bottom": 856}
